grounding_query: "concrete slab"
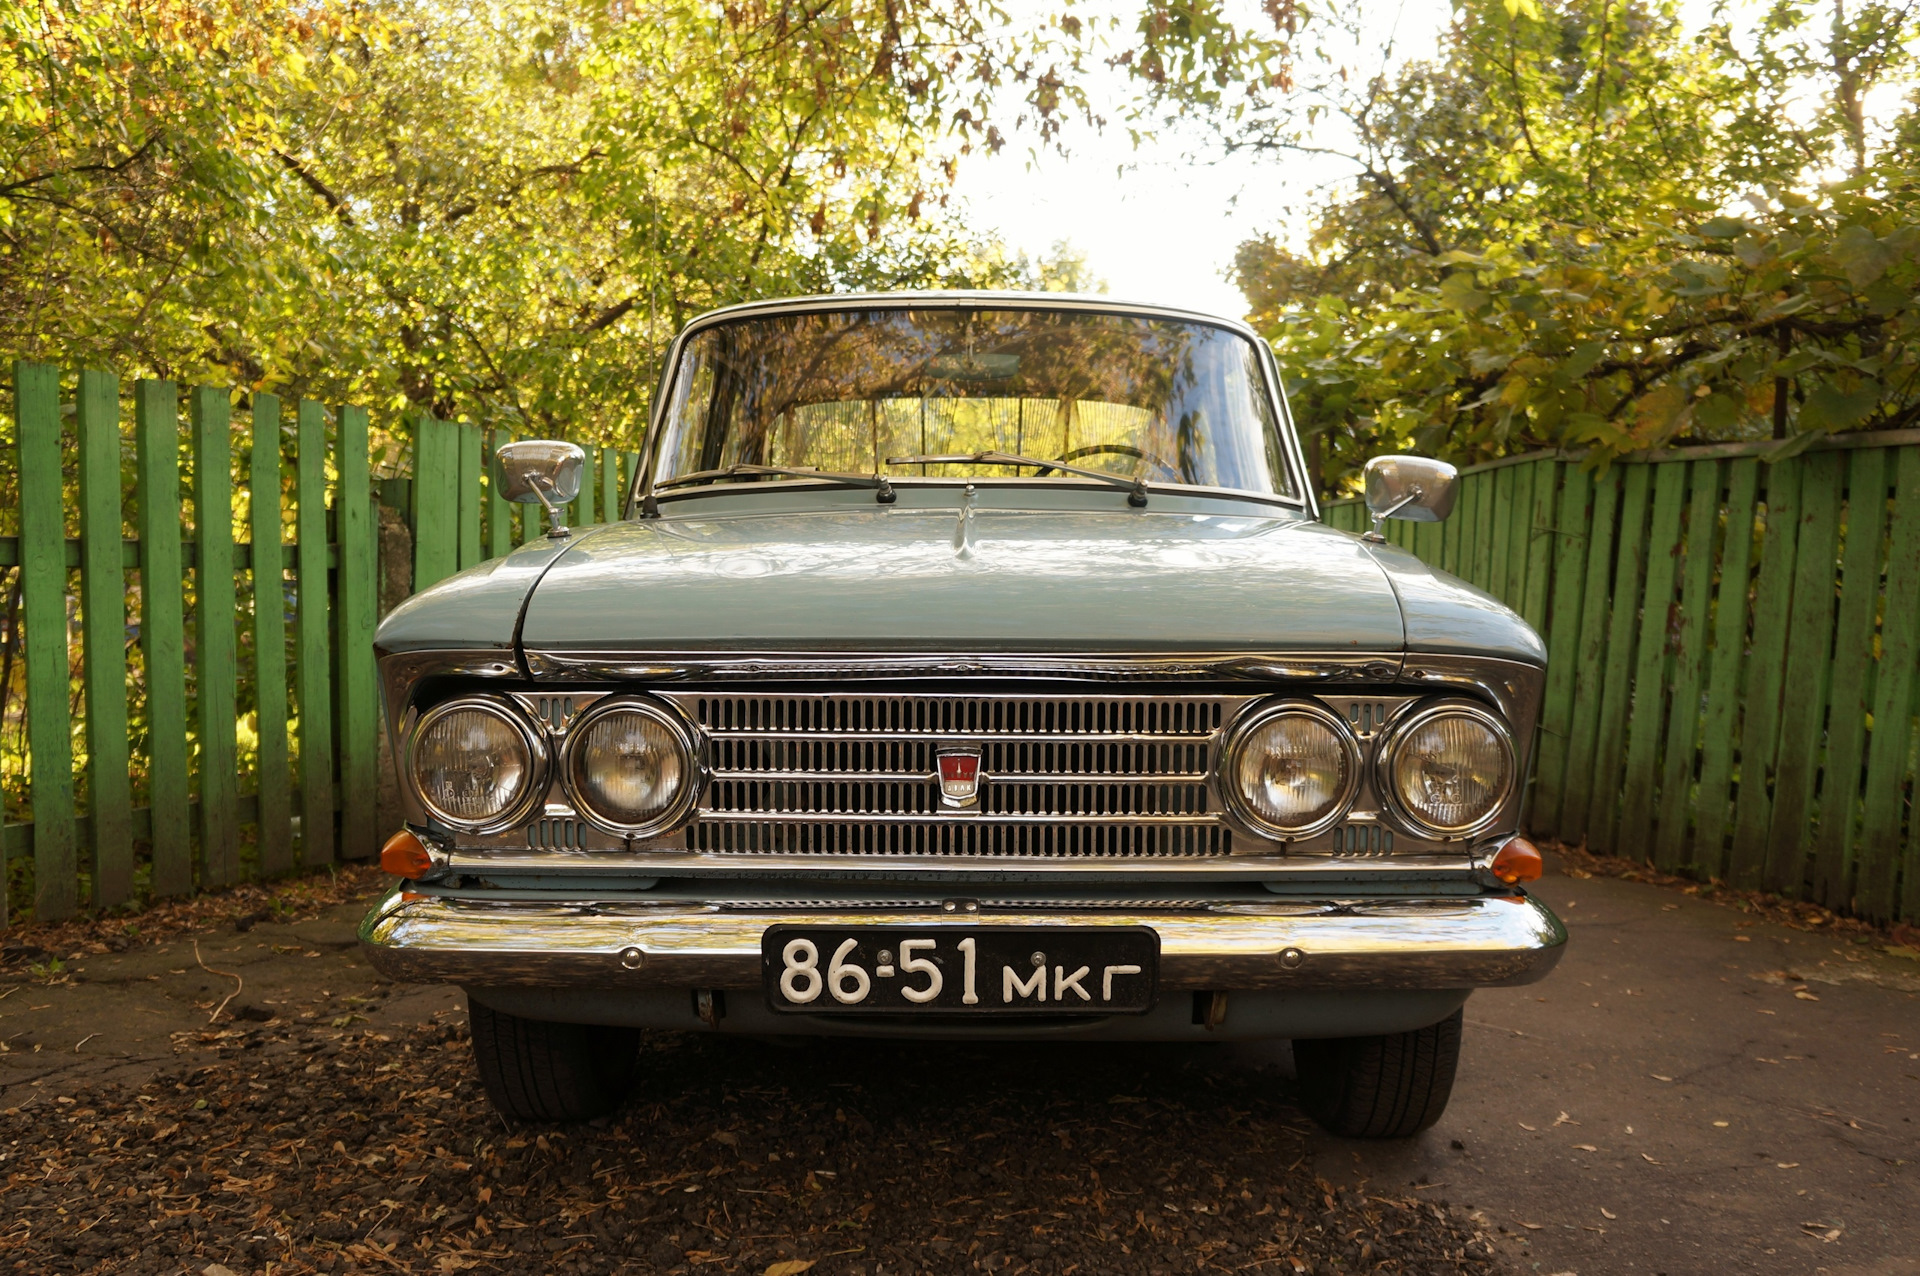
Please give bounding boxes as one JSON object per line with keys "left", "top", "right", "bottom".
{"left": 1251, "top": 861, "right": 1920, "bottom": 1275}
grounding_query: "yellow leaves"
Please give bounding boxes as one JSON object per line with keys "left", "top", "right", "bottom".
{"left": 763, "top": 1263, "right": 816, "bottom": 1276}
{"left": 1631, "top": 383, "right": 1692, "bottom": 447}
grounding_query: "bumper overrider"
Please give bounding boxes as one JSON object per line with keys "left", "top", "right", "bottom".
{"left": 358, "top": 888, "right": 1567, "bottom": 994}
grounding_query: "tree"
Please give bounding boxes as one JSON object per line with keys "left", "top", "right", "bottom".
{"left": 1171, "top": 0, "right": 1920, "bottom": 489}
{"left": 2, "top": 0, "right": 1116, "bottom": 445}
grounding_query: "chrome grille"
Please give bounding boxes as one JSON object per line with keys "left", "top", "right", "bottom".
{"left": 676, "top": 692, "right": 1234, "bottom": 860}
{"left": 687, "top": 820, "right": 1230, "bottom": 858}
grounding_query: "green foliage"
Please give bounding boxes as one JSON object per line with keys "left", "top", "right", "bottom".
{"left": 1210, "top": 0, "right": 1920, "bottom": 491}
{"left": 1, "top": 0, "right": 1106, "bottom": 446}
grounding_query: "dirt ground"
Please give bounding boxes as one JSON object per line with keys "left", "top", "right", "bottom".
{"left": 0, "top": 855, "right": 1914, "bottom": 1276}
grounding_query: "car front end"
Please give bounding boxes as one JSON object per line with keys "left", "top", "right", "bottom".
{"left": 359, "top": 292, "right": 1565, "bottom": 1135}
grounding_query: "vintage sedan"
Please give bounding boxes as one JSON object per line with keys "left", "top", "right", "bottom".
{"left": 360, "top": 292, "right": 1565, "bottom": 1137}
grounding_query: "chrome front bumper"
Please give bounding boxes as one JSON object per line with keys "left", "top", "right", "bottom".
{"left": 358, "top": 889, "right": 1567, "bottom": 992}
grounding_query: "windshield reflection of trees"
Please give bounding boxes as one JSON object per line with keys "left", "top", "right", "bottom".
{"left": 664, "top": 309, "right": 1288, "bottom": 493}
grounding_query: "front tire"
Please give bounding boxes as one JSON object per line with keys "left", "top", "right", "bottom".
{"left": 467, "top": 996, "right": 640, "bottom": 1122}
{"left": 1292, "top": 1008, "right": 1462, "bottom": 1138}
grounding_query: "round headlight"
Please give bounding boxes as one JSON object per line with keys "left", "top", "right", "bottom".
{"left": 563, "top": 699, "right": 698, "bottom": 834}
{"left": 1227, "top": 702, "right": 1360, "bottom": 836}
{"left": 1380, "top": 703, "right": 1515, "bottom": 836}
{"left": 408, "top": 698, "right": 546, "bottom": 832}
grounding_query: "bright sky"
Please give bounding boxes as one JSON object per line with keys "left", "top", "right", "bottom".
{"left": 950, "top": 0, "right": 1821, "bottom": 320}
{"left": 952, "top": 2, "right": 1454, "bottom": 319}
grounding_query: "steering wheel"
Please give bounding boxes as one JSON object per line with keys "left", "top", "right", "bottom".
{"left": 1035, "top": 443, "right": 1180, "bottom": 482}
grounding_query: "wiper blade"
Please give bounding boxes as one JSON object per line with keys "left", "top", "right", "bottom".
{"left": 885, "top": 451, "right": 1151, "bottom": 507}
{"left": 653, "top": 463, "right": 896, "bottom": 503}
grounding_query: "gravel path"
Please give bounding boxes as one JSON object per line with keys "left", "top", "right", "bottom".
{"left": 2, "top": 1010, "right": 1500, "bottom": 1275}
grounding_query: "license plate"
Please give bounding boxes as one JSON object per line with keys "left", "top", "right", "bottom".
{"left": 761, "top": 926, "right": 1159, "bottom": 1015}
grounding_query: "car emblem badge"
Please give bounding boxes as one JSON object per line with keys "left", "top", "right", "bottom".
{"left": 936, "top": 745, "right": 984, "bottom": 809}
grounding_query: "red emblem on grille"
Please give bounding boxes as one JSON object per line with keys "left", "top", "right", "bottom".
{"left": 936, "top": 746, "right": 984, "bottom": 808}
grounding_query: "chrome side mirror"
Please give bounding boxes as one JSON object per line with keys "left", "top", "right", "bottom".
{"left": 1362, "top": 454, "right": 1458, "bottom": 542}
{"left": 494, "top": 440, "right": 586, "bottom": 538}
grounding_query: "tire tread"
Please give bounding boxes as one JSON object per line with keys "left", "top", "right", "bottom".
{"left": 467, "top": 997, "right": 639, "bottom": 1122}
{"left": 1293, "top": 1009, "right": 1462, "bottom": 1139}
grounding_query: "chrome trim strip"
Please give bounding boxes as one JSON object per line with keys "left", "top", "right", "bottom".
{"left": 524, "top": 650, "right": 1407, "bottom": 684}
{"left": 707, "top": 770, "right": 1212, "bottom": 784}
{"left": 359, "top": 888, "right": 1566, "bottom": 992}
{"left": 690, "top": 811, "right": 1219, "bottom": 827}
{"left": 443, "top": 848, "right": 1481, "bottom": 876}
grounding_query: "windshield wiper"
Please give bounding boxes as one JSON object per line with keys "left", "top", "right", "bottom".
{"left": 652, "top": 463, "right": 896, "bottom": 504}
{"left": 885, "top": 451, "right": 1151, "bottom": 507}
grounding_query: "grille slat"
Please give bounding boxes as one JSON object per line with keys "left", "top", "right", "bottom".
{"left": 684, "top": 693, "right": 1231, "bottom": 860}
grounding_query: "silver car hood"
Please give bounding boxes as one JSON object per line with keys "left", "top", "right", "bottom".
{"left": 516, "top": 497, "right": 1404, "bottom": 659}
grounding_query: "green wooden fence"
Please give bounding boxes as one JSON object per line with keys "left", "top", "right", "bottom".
{"left": 0, "top": 363, "right": 640, "bottom": 925}
{"left": 1326, "top": 430, "right": 1920, "bottom": 923}
{"left": 21, "top": 361, "right": 1909, "bottom": 926}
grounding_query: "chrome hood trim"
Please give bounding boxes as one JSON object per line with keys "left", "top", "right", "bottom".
{"left": 523, "top": 649, "right": 1404, "bottom": 684}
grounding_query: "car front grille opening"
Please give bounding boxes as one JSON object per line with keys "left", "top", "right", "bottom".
{"left": 687, "top": 820, "right": 1230, "bottom": 858}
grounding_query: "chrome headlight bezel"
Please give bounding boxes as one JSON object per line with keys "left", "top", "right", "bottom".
{"left": 559, "top": 696, "right": 703, "bottom": 837}
{"left": 1221, "top": 699, "right": 1363, "bottom": 839}
{"left": 405, "top": 695, "right": 551, "bottom": 834}
{"left": 1375, "top": 698, "right": 1517, "bottom": 839}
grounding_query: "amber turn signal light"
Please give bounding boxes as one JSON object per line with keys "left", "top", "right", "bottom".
{"left": 380, "top": 829, "right": 435, "bottom": 879}
{"left": 1489, "top": 836, "right": 1544, "bottom": 885}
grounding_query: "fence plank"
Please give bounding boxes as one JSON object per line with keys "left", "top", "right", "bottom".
{"left": 77, "top": 368, "right": 133, "bottom": 907}
{"left": 1653, "top": 459, "right": 1721, "bottom": 871}
{"left": 1587, "top": 464, "right": 1652, "bottom": 852}
{"left": 1764, "top": 450, "right": 1843, "bottom": 893}
{"left": 1859, "top": 447, "right": 1920, "bottom": 920}
{"left": 295, "top": 400, "right": 335, "bottom": 867}
{"left": 1438, "top": 480, "right": 1463, "bottom": 577}
{"left": 1618, "top": 462, "right": 1687, "bottom": 858}
{"left": 1728, "top": 458, "right": 1804, "bottom": 889}
{"left": 411, "top": 417, "right": 460, "bottom": 591}
{"left": 134, "top": 380, "right": 192, "bottom": 898}
{"left": 575, "top": 445, "right": 597, "bottom": 527}
{"left": 1809, "top": 448, "right": 1888, "bottom": 906}
{"left": 1557, "top": 467, "right": 1621, "bottom": 845}
{"left": 1413, "top": 505, "right": 1444, "bottom": 564}
{"left": 1469, "top": 471, "right": 1495, "bottom": 590}
{"left": 457, "top": 422, "right": 483, "bottom": 570}
{"left": 1521, "top": 460, "right": 1555, "bottom": 635}
{"left": 1487, "top": 465, "right": 1516, "bottom": 605}
{"left": 487, "top": 430, "right": 515, "bottom": 558}
{"left": 1691, "top": 458, "right": 1760, "bottom": 878}
{"left": 1532, "top": 464, "right": 1590, "bottom": 832}
{"left": 1906, "top": 771, "right": 1920, "bottom": 923}
{"left": 600, "top": 445, "right": 619, "bottom": 523}
{"left": 336, "top": 404, "right": 378, "bottom": 861}
{"left": 15, "top": 361, "right": 77, "bottom": 920}
{"left": 191, "top": 386, "right": 240, "bottom": 888}
{"left": 249, "top": 393, "right": 292, "bottom": 877}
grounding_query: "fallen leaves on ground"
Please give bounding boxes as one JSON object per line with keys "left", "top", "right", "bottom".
{"left": 0, "top": 865, "right": 387, "bottom": 977}
{"left": 1547, "top": 841, "right": 1911, "bottom": 948}
{"left": 0, "top": 1019, "right": 1501, "bottom": 1275}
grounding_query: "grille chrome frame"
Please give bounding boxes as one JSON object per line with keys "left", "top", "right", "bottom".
{"left": 431, "top": 686, "right": 1514, "bottom": 866}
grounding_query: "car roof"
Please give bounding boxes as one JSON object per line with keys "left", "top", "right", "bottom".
{"left": 678, "top": 290, "right": 1264, "bottom": 344}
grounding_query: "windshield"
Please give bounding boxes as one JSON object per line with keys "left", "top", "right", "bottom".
{"left": 650, "top": 306, "right": 1298, "bottom": 499}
